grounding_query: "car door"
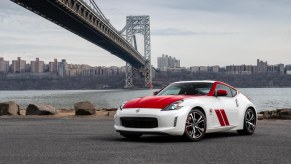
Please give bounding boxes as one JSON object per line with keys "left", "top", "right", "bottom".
{"left": 212, "top": 84, "right": 239, "bottom": 128}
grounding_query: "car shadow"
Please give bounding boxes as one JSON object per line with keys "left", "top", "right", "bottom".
{"left": 91, "top": 132, "right": 241, "bottom": 143}
{"left": 204, "top": 132, "right": 240, "bottom": 140}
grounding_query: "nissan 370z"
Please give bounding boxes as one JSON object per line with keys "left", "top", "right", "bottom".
{"left": 114, "top": 81, "right": 257, "bottom": 141}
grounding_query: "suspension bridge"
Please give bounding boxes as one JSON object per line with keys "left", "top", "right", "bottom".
{"left": 10, "top": 0, "right": 152, "bottom": 88}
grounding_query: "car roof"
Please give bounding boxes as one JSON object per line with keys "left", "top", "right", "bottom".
{"left": 173, "top": 80, "right": 216, "bottom": 84}
{"left": 172, "top": 80, "right": 237, "bottom": 91}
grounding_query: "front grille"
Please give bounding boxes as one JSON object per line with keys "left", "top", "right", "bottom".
{"left": 120, "top": 117, "right": 158, "bottom": 128}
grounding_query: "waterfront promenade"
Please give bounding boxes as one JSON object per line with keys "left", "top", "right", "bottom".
{"left": 0, "top": 117, "right": 290, "bottom": 164}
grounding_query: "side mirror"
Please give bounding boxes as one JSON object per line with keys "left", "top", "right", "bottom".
{"left": 216, "top": 90, "right": 228, "bottom": 97}
{"left": 153, "top": 91, "right": 159, "bottom": 95}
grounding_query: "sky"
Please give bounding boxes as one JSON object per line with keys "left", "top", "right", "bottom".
{"left": 0, "top": 0, "right": 291, "bottom": 67}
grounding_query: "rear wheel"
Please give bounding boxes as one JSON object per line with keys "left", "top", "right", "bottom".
{"left": 237, "top": 108, "right": 256, "bottom": 135}
{"left": 183, "top": 109, "right": 206, "bottom": 141}
{"left": 120, "top": 133, "right": 142, "bottom": 139}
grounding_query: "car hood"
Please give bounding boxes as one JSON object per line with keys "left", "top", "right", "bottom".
{"left": 123, "top": 95, "right": 192, "bottom": 109}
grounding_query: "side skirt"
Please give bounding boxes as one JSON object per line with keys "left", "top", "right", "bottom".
{"left": 206, "top": 125, "right": 237, "bottom": 133}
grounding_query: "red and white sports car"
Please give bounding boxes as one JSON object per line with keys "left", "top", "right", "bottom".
{"left": 114, "top": 81, "right": 257, "bottom": 141}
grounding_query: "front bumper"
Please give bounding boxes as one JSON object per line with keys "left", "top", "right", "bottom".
{"left": 114, "top": 107, "right": 190, "bottom": 136}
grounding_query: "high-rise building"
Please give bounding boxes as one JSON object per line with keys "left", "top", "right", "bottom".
{"left": 157, "top": 54, "right": 180, "bottom": 71}
{"left": 190, "top": 66, "right": 220, "bottom": 73}
{"left": 49, "top": 59, "right": 58, "bottom": 73}
{"left": 31, "top": 58, "right": 44, "bottom": 73}
{"left": 226, "top": 64, "right": 254, "bottom": 74}
{"left": 190, "top": 66, "right": 199, "bottom": 72}
{"left": 157, "top": 54, "right": 169, "bottom": 71}
{"left": 12, "top": 57, "right": 26, "bottom": 73}
{"left": 286, "top": 65, "right": 291, "bottom": 74}
{"left": 0, "top": 57, "right": 9, "bottom": 74}
{"left": 257, "top": 59, "right": 268, "bottom": 72}
{"left": 278, "top": 64, "right": 285, "bottom": 74}
{"left": 211, "top": 66, "right": 220, "bottom": 73}
{"left": 58, "top": 59, "right": 68, "bottom": 77}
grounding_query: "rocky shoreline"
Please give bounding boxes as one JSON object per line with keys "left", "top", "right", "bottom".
{"left": 0, "top": 101, "right": 117, "bottom": 118}
{"left": 258, "top": 108, "right": 291, "bottom": 120}
{"left": 1, "top": 101, "right": 291, "bottom": 120}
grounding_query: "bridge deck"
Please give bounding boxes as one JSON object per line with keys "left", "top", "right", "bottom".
{"left": 11, "top": 0, "right": 145, "bottom": 67}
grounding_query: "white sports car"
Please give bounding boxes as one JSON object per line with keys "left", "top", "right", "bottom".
{"left": 114, "top": 81, "right": 257, "bottom": 141}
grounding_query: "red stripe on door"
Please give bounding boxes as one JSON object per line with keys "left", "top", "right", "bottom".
{"left": 215, "top": 110, "right": 225, "bottom": 126}
{"left": 220, "top": 109, "right": 230, "bottom": 126}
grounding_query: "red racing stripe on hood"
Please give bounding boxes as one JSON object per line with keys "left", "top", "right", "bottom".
{"left": 123, "top": 95, "right": 191, "bottom": 109}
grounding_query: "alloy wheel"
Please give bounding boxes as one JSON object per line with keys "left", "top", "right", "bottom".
{"left": 237, "top": 108, "right": 256, "bottom": 135}
{"left": 185, "top": 110, "right": 206, "bottom": 140}
{"left": 245, "top": 109, "right": 256, "bottom": 133}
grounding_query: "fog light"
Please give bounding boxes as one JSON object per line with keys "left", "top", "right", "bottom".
{"left": 173, "top": 116, "right": 178, "bottom": 127}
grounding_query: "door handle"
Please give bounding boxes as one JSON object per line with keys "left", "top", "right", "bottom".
{"left": 235, "top": 99, "right": 239, "bottom": 107}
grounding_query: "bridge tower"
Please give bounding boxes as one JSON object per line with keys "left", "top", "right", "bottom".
{"left": 122, "top": 16, "right": 152, "bottom": 88}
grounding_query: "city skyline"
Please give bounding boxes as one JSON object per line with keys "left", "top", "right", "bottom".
{"left": 0, "top": 57, "right": 125, "bottom": 77}
{"left": 0, "top": 1, "right": 291, "bottom": 67}
{"left": 1, "top": 56, "right": 290, "bottom": 70}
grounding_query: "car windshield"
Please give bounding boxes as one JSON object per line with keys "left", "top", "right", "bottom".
{"left": 157, "top": 82, "right": 213, "bottom": 96}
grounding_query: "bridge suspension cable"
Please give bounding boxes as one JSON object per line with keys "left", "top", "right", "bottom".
{"left": 82, "top": 0, "right": 113, "bottom": 28}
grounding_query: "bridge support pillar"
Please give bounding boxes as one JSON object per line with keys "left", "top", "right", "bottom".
{"left": 124, "top": 63, "right": 133, "bottom": 88}
{"left": 124, "top": 16, "right": 152, "bottom": 88}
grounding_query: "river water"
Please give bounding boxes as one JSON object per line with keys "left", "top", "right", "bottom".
{"left": 0, "top": 88, "right": 291, "bottom": 112}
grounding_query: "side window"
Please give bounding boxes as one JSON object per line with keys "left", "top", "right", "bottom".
{"left": 230, "top": 88, "right": 237, "bottom": 97}
{"left": 162, "top": 86, "right": 181, "bottom": 95}
{"left": 216, "top": 84, "right": 232, "bottom": 97}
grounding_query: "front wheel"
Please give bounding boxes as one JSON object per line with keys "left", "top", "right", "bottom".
{"left": 120, "top": 133, "right": 142, "bottom": 139}
{"left": 183, "top": 109, "right": 206, "bottom": 141}
{"left": 237, "top": 108, "right": 256, "bottom": 135}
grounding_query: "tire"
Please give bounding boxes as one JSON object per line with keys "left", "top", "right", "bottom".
{"left": 120, "top": 133, "right": 142, "bottom": 139}
{"left": 183, "top": 109, "right": 206, "bottom": 141}
{"left": 237, "top": 108, "right": 256, "bottom": 135}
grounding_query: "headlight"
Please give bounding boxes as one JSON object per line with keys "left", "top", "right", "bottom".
{"left": 118, "top": 102, "right": 127, "bottom": 111}
{"left": 162, "top": 100, "right": 184, "bottom": 111}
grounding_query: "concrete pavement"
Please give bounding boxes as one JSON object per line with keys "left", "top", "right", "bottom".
{"left": 0, "top": 117, "right": 290, "bottom": 164}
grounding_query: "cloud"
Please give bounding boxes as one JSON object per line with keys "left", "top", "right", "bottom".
{"left": 153, "top": 0, "right": 291, "bottom": 17}
{"left": 152, "top": 28, "right": 239, "bottom": 36}
{"left": 1, "top": 0, "right": 291, "bottom": 68}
